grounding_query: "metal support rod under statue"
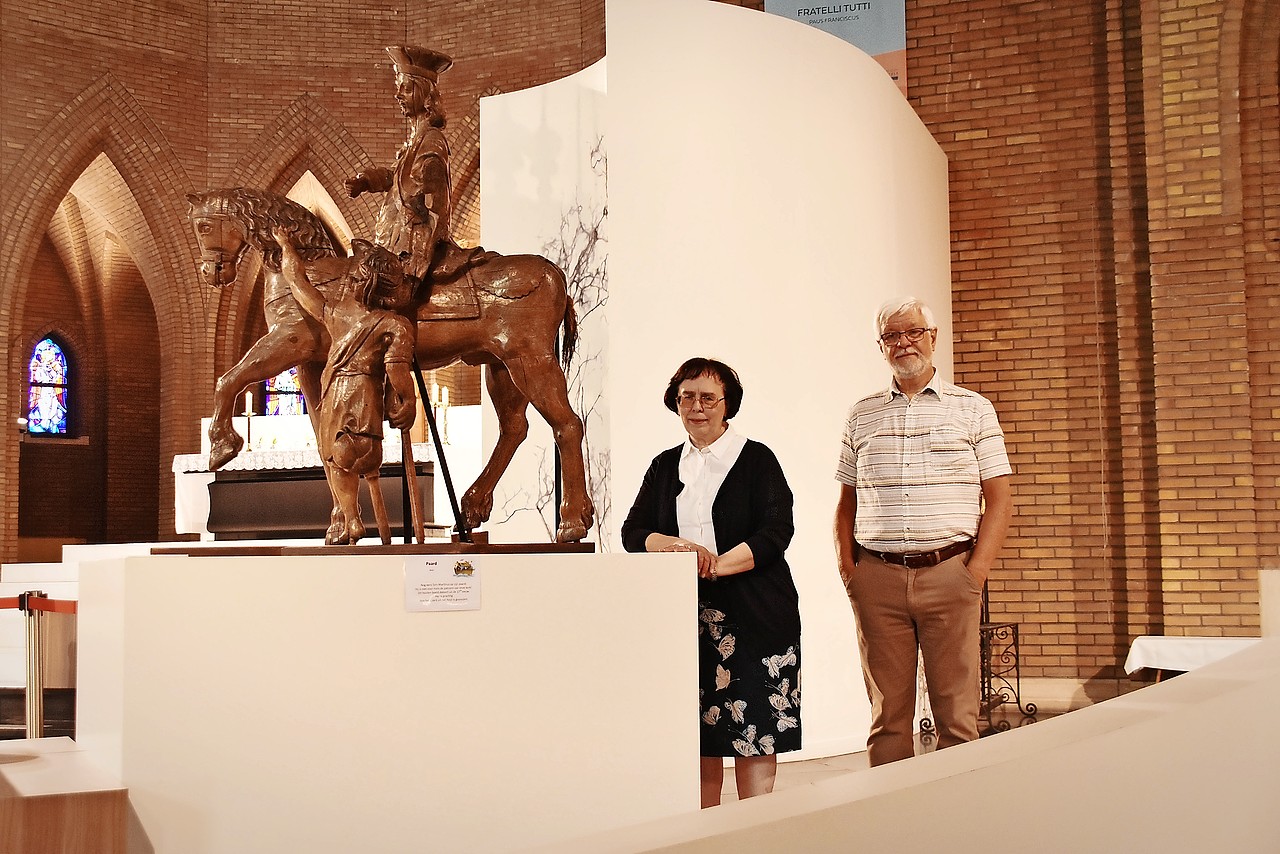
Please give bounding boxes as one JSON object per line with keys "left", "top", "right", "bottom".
{"left": 242, "top": 391, "right": 254, "bottom": 452}
{"left": 412, "top": 360, "right": 471, "bottom": 542}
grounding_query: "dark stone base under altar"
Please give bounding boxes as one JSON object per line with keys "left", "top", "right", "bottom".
{"left": 206, "top": 462, "right": 433, "bottom": 540}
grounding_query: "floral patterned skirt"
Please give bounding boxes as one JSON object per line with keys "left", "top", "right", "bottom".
{"left": 698, "top": 600, "right": 802, "bottom": 758}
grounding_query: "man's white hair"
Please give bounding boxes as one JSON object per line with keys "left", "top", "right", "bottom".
{"left": 875, "top": 297, "right": 937, "bottom": 336}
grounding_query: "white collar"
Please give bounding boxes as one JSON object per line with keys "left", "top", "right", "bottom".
{"left": 681, "top": 423, "right": 744, "bottom": 461}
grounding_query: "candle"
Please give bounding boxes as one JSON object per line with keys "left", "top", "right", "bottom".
{"left": 431, "top": 382, "right": 440, "bottom": 406}
{"left": 244, "top": 390, "right": 252, "bottom": 414}
{"left": 441, "top": 386, "right": 449, "bottom": 407}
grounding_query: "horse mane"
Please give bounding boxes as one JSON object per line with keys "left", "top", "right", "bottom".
{"left": 194, "top": 187, "right": 338, "bottom": 271}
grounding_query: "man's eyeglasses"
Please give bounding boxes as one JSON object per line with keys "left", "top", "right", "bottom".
{"left": 878, "top": 327, "right": 932, "bottom": 346}
{"left": 676, "top": 392, "right": 725, "bottom": 410}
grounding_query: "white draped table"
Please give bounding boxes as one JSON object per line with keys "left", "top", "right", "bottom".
{"left": 1124, "top": 635, "right": 1262, "bottom": 678}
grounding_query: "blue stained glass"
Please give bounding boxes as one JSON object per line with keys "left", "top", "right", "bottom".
{"left": 27, "top": 338, "right": 69, "bottom": 434}
{"left": 265, "top": 367, "right": 306, "bottom": 416}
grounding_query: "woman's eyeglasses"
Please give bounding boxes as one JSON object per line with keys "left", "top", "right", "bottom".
{"left": 676, "top": 392, "right": 724, "bottom": 410}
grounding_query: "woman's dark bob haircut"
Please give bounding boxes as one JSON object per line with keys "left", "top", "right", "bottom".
{"left": 663, "top": 357, "right": 744, "bottom": 420}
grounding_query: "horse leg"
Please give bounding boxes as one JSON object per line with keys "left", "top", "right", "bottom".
{"left": 459, "top": 363, "right": 531, "bottom": 532}
{"left": 208, "top": 329, "right": 317, "bottom": 469}
{"left": 295, "top": 360, "right": 324, "bottom": 441}
{"left": 208, "top": 372, "right": 246, "bottom": 469}
{"left": 503, "top": 354, "right": 594, "bottom": 543}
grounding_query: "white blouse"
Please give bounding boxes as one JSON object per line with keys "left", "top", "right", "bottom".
{"left": 676, "top": 424, "right": 748, "bottom": 551}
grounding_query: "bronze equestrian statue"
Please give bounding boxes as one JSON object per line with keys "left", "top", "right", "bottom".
{"left": 188, "top": 44, "right": 594, "bottom": 543}
{"left": 187, "top": 187, "right": 593, "bottom": 543}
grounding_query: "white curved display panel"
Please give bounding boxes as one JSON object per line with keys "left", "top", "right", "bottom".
{"left": 606, "top": 0, "right": 952, "bottom": 758}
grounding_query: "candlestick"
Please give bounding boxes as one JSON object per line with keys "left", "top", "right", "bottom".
{"left": 243, "top": 390, "right": 254, "bottom": 451}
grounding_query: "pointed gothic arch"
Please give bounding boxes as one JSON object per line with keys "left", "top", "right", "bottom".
{"left": 0, "top": 75, "right": 202, "bottom": 350}
{"left": 0, "top": 73, "right": 200, "bottom": 559}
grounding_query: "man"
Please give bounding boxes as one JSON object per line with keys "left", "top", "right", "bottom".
{"left": 275, "top": 227, "right": 417, "bottom": 545}
{"left": 346, "top": 45, "right": 490, "bottom": 291}
{"left": 833, "top": 296, "right": 1013, "bottom": 766}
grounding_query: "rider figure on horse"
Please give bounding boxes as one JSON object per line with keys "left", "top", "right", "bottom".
{"left": 345, "top": 45, "right": 493, "bottom": 298}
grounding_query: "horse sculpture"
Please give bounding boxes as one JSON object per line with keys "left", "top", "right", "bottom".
{"left": 187, "top": 187, "right": 594, "bottom": 543}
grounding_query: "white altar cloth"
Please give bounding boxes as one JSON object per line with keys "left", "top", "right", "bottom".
{"left": 172, "top": 441, "right": 432, "bottom": 474}
{"left": 1124, "top": 635, "right": 1262, "bottom": 675}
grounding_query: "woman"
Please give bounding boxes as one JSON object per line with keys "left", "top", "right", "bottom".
{"left": 622, "top": 357, "right": 801, "bottom": 808}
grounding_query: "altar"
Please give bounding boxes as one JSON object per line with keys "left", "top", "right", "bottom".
{"left": 174, "top": 415, "right": 434, "bottom": 540}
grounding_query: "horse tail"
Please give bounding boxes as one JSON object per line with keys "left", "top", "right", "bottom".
{"left": 552, "top": 261, "right": 577, "bottom": 368}
{"left": 561, "top": 296, "right": 579, "bottom": 368}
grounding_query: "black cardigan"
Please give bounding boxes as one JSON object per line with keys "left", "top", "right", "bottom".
{"left": 621, "top": 439, "right": 800, "bottom": 634}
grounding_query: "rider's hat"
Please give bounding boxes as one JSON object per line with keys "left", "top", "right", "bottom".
{"left": 386, "top": 46, "right": 453, "bottom": 82}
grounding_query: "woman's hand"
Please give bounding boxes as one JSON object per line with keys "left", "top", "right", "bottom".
{"left": 661, "top": 539, "right": 719, "bottom": 579}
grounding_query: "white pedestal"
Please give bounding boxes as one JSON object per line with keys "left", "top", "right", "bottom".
{"left": 75, "top": 550, "right": 698, "bottom": 853}
{"left": 1262, "top": 566, "right": 1280, "bottom": 637}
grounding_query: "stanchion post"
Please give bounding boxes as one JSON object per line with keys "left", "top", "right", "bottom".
{"left": 19, "top": 591, "right": 46, "bottom": 739}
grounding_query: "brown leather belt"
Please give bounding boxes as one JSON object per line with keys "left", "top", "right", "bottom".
{"left": 859, "top": 539, "right": 974, "bottom": 569}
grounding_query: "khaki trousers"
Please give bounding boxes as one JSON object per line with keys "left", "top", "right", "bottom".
{"left": 844, "top": 549, "right": 982, "bottom": 766}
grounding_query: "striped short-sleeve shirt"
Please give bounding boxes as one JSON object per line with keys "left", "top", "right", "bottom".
{"left": 835, "top": 374, "right": 1012, "bottom": 552}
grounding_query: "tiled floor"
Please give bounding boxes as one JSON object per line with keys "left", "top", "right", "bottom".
{"left": 721, "top": 708, "right": 1048, "bottom": 801}
{"left": 773, "top": 749, "right": 869, "bottom": 791}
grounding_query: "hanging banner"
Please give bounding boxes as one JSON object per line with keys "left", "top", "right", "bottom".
{"left": 764, "top": 1, "right": 907, "bottom": 96}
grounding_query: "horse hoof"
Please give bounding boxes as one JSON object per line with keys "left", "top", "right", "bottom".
{"left": 208, "top": 436, "right": 243, "bottom": 470}
{"left": 556, "top": 522, "right": 589, "bottom": 543}
{"left": 347, "top": 520, "right": 366, "bottom": 544}
{"left": 325, "top": 516, "right": 347, "bottom": 543}
{"left": 461, "top": 490, "right": 494, "bottom": 528}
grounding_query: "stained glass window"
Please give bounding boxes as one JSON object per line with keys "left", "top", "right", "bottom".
{"left": 265, "top": 367, "right": 306, "bottom": 416}
{"left": 27, "top": 337, "right": 70, "bottom": 435}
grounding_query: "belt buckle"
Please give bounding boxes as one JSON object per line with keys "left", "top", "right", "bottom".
{"left": 903, "top": 552, "right": 930, "bottom": 569}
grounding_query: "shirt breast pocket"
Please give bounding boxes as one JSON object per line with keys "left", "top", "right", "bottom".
{"left": 928, "top": 426, "right": 975, "bottom": 473}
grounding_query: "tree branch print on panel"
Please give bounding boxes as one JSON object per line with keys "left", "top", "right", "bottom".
{"left": 495, "top": 137, "right": 611, "bottom": 548}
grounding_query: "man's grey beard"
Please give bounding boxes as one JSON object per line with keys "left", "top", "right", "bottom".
{"left": 892, "top": 355, "right": 929, "bottom": 381}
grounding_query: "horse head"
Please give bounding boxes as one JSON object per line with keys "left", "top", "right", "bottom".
{"left": 187, "top": 190, "right": 252, "bottom": 288}
{"left": 187, "top": 188, "right": 339, "bottom": 289}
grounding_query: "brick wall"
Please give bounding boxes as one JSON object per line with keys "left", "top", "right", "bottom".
{"left": 102, "top": 259, "right": 161, "bottom": 544}
{"left": 909, "top": 0, "right": 1278, "bottom": 676}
